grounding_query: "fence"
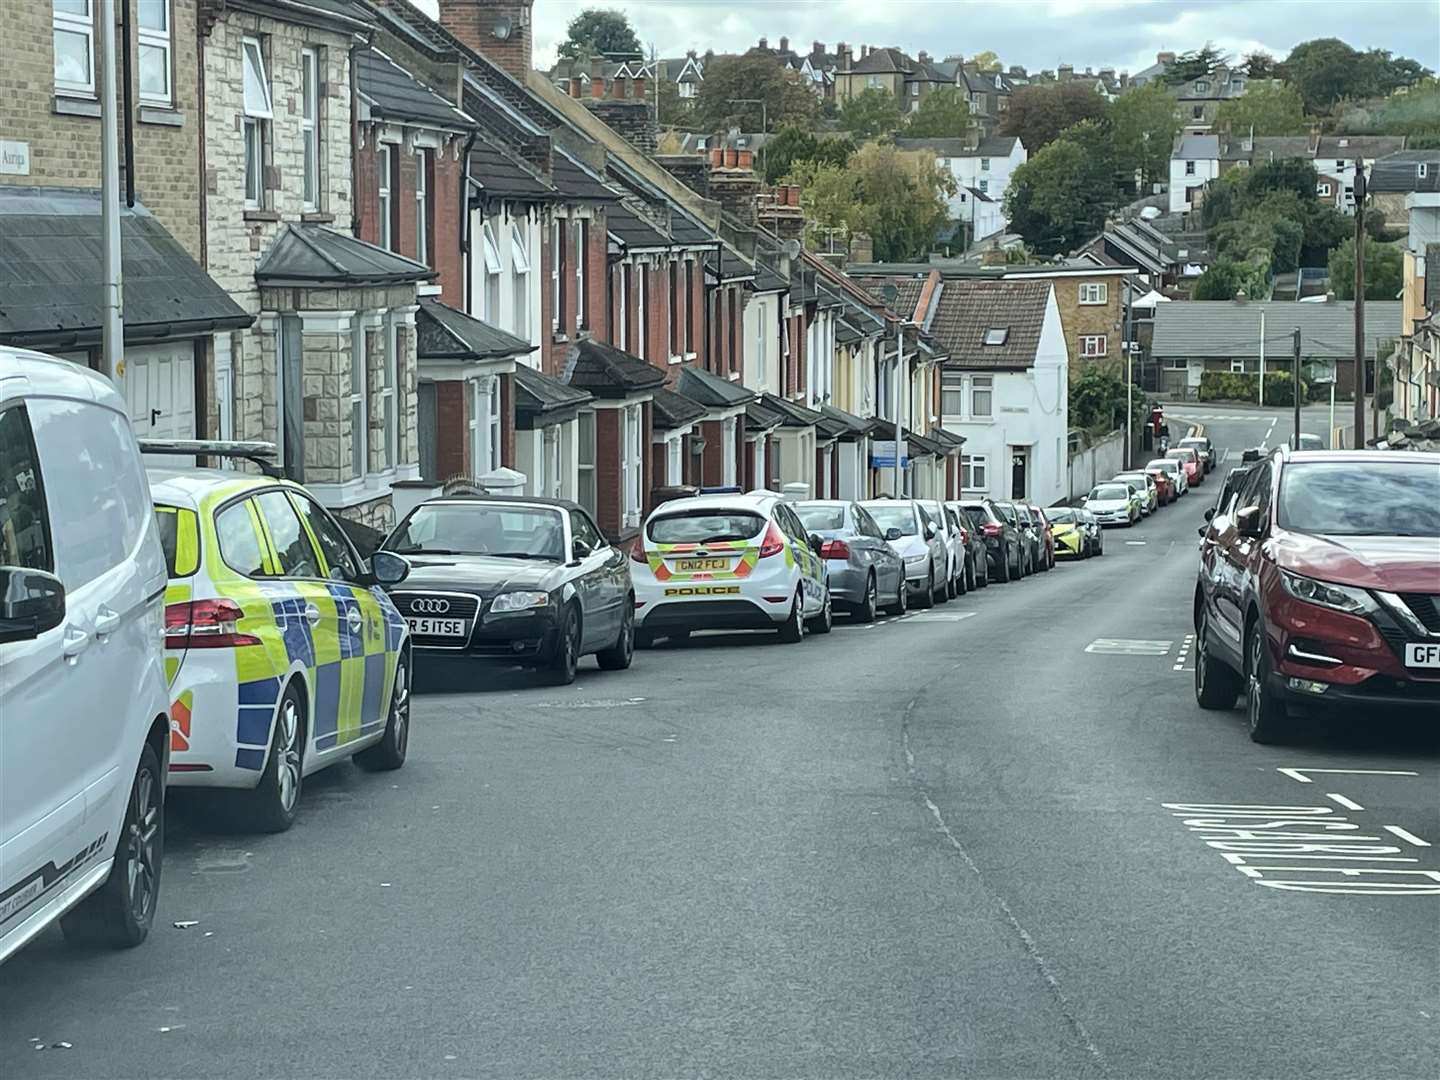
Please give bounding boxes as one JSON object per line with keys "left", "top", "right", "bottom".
{"left": 1066, "top": 429, "right": 1126, "bottom": 503}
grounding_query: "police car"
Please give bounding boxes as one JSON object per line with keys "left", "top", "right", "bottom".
{"left": 630, "top": 492, "right": 831, "bottom": 646}
{"left": 142, "top": 441, "right": 412, "bottom": 832}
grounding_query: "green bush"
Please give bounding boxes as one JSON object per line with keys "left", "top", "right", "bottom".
{"left": 1198, "top": 370, "right": 1308, "bottom": 405}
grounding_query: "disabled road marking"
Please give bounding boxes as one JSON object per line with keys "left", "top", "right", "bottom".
{"left": 1277, "top": 767, "right": 1419, "bottom": 783}
{"left": 1086, "top": 638, "right": 1172, "bottom": 656}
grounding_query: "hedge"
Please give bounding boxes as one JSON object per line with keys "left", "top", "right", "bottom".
{"left": 1198, "top": 370, "right": 1308, "bottom": 406}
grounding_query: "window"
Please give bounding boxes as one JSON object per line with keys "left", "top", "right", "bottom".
{"left": 668, "top": 260, "right": 680, "bottom": 357}
{"left": 301, "top": 48, "right": 320, "bottom": 210}
{"left": 289, "top": 493, "right": 360, "bottom": 581}
{"left": 215, "top": 501, "right": 267, "bottom": 578}
{"left": 1184, "top": 160, "right": 1196, "bottom": 176}
{"left": 1191, "top": 105, "right": 1204, "bottom": 120}
{"left": 511, "top": 222, "right": 530, "bottom": 337}
{"left": 1079, "top": 282, "right": 1107, "bottom": 305}
{"left": 574, "top": 218, "right": 588, "bottom": 331}
{"left": 1080, "top": 335, "right": 1107, "bottom": 358}
{"left": 910, "top": 82, "right": 919, "bottom": 96}
{"left": 346, "top": 323, "right": 366, "bottom": 478}
{"left": 379, "top": 318, "right": 397, "bottom": 470}
{"left": 242, "top": 37, "right": 272, "bottom": 208}
{"left": 979, "top": 179, "right": 989, "bottom": 194}
{"left": 961, "top": 455, "right": 987, "bottom": 491}
{"left": 619, "top": 265, "right": 630, "bottom": 350}
{"left": 255, "top": 491, "right": 321, "bottom": 578}
{"left": 1318, "top": 182, "right": 1332, "bottom": 197}
{"left": 622, "top": 404, "right": 643, "bottom": 527}
{"left": 137, "top": 0, "right": 171, "bottom": 105}
{"left": 1334, "top": 159, "right": 1345, "bottom": 170}
{"left": 470, "top": 375, "right": 501, "bottom": 475}
{"left": 53, "top": 0, "right": 94, "bottom": 96}
{"left": 941, "top": 387, "right": 964, "bottom": 416}
{"left": 1230, "top": 78, "right": 1243, "bottom": 92}
{"left": 867, "top": 75, "right": 882, "bottom": 89}
{"left": 377, "top": 145, "right": 393, "bottom": 249}
{"left": 482, "top": 220, "right": 502, "bottom": 323}
{"left": 971, "top": 375, "right": 993, "bottom": 416}
{"left": 577, "top": 410, "right": 597, "bottom": 515}
{"left": 1194, "top": 80, "right": 1209, "bottom": 94}
{"left": 685, "top": 261, "right": 695, "bottom": 355}
{"left": 637, "top": 264, "right": 649, "bottom": 360}
{"left": 1164, "top": 356, "right": 1189, "bottom": 370}
{"left": 755, "top": 301, "right": 767, "bottom": 382}
{"left": 1230, "top": 358, "right": 1247, "bottom": 373}
{"left": 983, "top": 328, "right": 1008, "bottom": 346}
{"left": 551, "top": 218, "right": 563, "bottom": 331}
{"left": 1419, "top": 163, "right": 1430, "bottom": 180}
{"left": 980, "top": 157, "right": 990, "bottom": 171}
{"left": 416, "top": 148, "right": 432, "bottom": 266}
{"left": 0, "top": 405, "right": 53, "bottom": 572}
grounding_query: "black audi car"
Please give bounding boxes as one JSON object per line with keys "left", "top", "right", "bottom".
{"left": 379, "top": 495, "right": 634, "bottom": 684}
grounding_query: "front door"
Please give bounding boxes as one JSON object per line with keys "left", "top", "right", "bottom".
{"left": 126, "top": 342, "right": 196, "bottom": 444}
{"left": 1010, "top": 449, "right": 1028, "bottom": 500}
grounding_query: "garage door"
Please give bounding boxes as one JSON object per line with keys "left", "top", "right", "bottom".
{"left": 124, "top": 343, "right": 196, "bottom": 441}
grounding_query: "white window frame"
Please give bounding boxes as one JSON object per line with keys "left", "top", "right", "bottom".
{"left": 53, "top": 0, "right": 95, "bottom": 97}
{"left": 242, "top": 37, "right": 272, "bottom": 210}
{"left": 971, "top": 374, "right": 993, "bottom": 417}
{"left": 980, "top": 157, "right": 990, "bottom": 171}
{"left": 1318, "top": 182, "right": 1332, "bottom": 197}
{"left": 470, "top": 375, "right": 502, "bottom": 476}
{"left": 378, "top": 144, "right": 393, "bottom": 250}
{"left": 301, "top": 47, "right": 320, "bottom": 211}
{"left": 941, "top": 386, "right": 964, "bottom": 417}
{"left": 978, "top": 179, "right": 989, "bottom": 194}
{"left": 622, "top": 403, "right": 643, "bottom": 528}
{"left": 962, "top": 454, "right": 987, "bottom": 491}
{"left": 543, "top": 425, "right": 562, "bottom": 498}
{"left": 1194, "top": 80, "right": 1209, "bottom": 94}
{"left": 137, "top": 0, "right": 172, "bottom": 105}
{"left": 511, "top": 221, "right": 530, "bottom": 338}
{"left": 1185, "top": 160, "right": 1196, "bottom": 176}
{"left": 415, "top": 148, "right": 430, "bottom": 266}
{"left": 482, "top": 220, "right": 502, "bottom": 325}
{"left": 637, "top": 263, "right": 649, "bottom": 361}
{"left": 550, "top": 218, "right": 562, "bottom": 331}
{"left": 1230, "top": 358, "right": 1247, "bottom": 374}
{"left": 755, "top": 300, "right": 768, "bottom": 384}
{"left": 1080, "top": 335, "right": 1107, "bottom": 358}
{"left": 1078, "top": 282, "right": 1108, "bottom": 305}
{"left": 574, "top": 218, "right": 588, "bottom": 332}
{"left": 617, "top": 264, "right": 629, "bottom": 350}
{"left": 577, "top": 409, "right": 597, "bottom": 515}
{"left": 1419, "top": 163, "right": 1430, "bottom": 180}
{"left": 349, "top": 322, "right": 367, "bottom": 480}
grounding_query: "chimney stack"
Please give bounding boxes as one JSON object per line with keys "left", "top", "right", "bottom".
{"left": 437, "top": 1, "right": 535, "bottom": 79}
{"left": 1157, "top": 51, "right": 1176, "bottom": 64}
{"left": 759, "top": 36, "right": 768, "bottom": 50}
{"left": 780, "top": 36, "right": 789, "bottom": 53}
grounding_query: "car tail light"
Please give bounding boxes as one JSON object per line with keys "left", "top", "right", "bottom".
{"left": 758, "top": 522, "right": 786, "bottom": 558}
{"left": 165, "top": 598, "right": 261, "bottom": 649}
{"left": 629, "top": 537, "right": 649, "bottom": 564}
{"left": 982, "top": 522, "right": 1002, "bottom": 538}
{"left": 819, "top": 538, "right": 850, "bottom": 560}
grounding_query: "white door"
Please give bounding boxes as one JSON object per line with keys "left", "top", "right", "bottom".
{"left": 125, "top": 343, "right": 196, "bottom": 441}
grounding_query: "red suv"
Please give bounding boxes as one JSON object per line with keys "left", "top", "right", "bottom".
{"left": 1194, "top": 448, "right": 1440, "bottom": 743}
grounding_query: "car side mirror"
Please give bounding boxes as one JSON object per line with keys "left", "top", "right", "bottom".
{"left": 368, "top": 550, "right": 411, "bottom": 587}
{"left": 572, "top": 538, "right": 592, "bottom": 561}
{"left": 923, "top": 525, "right": 936, "bottom": 541}
{"left": 1079, "top": 497, "right": 1088, "bottom": 506}
{"left": 808, "top": 533, "right": 824, "bottom": 554}
{"left": 1204, "top": 507, "right": 1215, "bottom": 521}
{"left": 1235, "top": 506, "right": 1263, "bottom": 538}
{"left": 885, "top": 527, "right": 903, "bottom": 541}
{"left": 0, "top": 567, "right": 67, "bottom": 645}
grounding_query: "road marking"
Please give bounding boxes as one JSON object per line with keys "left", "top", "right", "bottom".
{"left": 1173, "top": 632, "right": 1195, "bottom": 672}
{"left": 907, "top": 612, "right": 978, "bottom": 623}
{"left": 1384, "top": 825, "right": 1431, "bottom": 848}
{"left": 1326, "top": 792, "right": 1365, "bottom": 811}
{"left": 1265, "top": 418, "right": 1277, "bottom": 442}
{"left": 1086, "top": 638, "right": 1172, "bottom": 655}
{"left": 1277, "top": 767, "right": 1419, "bottom": 784}
{"left": 1125, "top": 540, "right": 1146, "bottom": 545}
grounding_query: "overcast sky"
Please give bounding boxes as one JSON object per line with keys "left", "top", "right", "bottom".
{"left": 412, "top": 0, "right": 1438, "bottom": 76}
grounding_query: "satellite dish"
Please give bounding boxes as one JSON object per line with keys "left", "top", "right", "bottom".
{"left": 782, "top": 238, "right": 801, "bottom": 260}
{"left": 492, "top": 15, "right": 513, "bottom": 40}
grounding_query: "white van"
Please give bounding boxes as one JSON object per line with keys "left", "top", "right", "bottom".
{"left": 0, "top": 347, "right": 171, "bottom": 962}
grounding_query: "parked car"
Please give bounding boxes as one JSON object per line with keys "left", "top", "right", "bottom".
{"left": 384, "top": 495, "right": 633, "bottom": 678}
{"left": 1, "top": 347, "right": 171, "bottom": 962}
{"left": 1166, "top": 447, "right": 1205, "bottom": 486}
{"left": 919, "top": 499, "right": 968, "bottom": 597}
{"left": 1210, "top": 465, "right": 1254, "bottom": 521}
{"left": 960, "top": 499, "right": 1026, "bottom": 583}
{"left": 1078, "top": 507, "right": 1105, "bottom": 556}
{"left": 1290, "top": 432, "right": 1326, "bottom": 451}
{"left": 861, "top": 499, "right": 948, "bottom": 608}
{"left": 147, "top": 445, "right": 414, "bottom": 832}
{"left": 1022, "top": 503, "right": 1057, "bottom": 570}
{"left": 992, "top": 501, "right": 1038, "bottom": 577}
{"left": 1146, "top": 458, "right": 1189, "bottom": 497}
{"left": 1113, "top": 471, "right": 1160, "bottom": 516}
{"left": 1083, "top": 482, "right": 1141, "bottom": 526}
{"left": 794, "top": 500, "right": 906, "bottom": 621}
{"left": 630, "top": 492, "right": 830, "bottom": 643}
{"left": 1044, "top": 506, "right": 1087, "bottom": 558}
{"left": 1194, "top": 448, "right": 1440, "bottom": 742}
{"left": 944, "top": 502, "right": 988, "bottom": 591}
{"left": 1177, "top": 435, "right": 1215, "bottom": 473}
{"left": 1144, "top": 465, "right": 1177, "bottom": 505}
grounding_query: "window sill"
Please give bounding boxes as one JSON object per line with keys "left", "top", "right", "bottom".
{"left": 138, "top": 105, "right": 183, "bottom": 127}
{"left": 667, "top": 355, "right": 685, "bottom": 365}
{"left": 301, "top": 211, "right": 335, "bottom": 224}
{"left": 244, "top": 209, "right": 281, "bottom": 223}
{"left": 53, "top": 95, "right": 100, "bottom": 118}
{"left": 551, "top": 332, "right": 570, "bottom": 345}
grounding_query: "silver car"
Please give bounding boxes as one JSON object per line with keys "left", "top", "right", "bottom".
{"left": 919, "top": 499, "right": 968, "bottom": 598}
{"left": 794, "top": 501, "right": 907, "bottom": 621}
{"left": 859, "top": 499, "right": 949, "bottom": 609}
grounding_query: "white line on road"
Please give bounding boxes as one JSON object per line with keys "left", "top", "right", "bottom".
{"left": 1265, "top": 418, "right": 1277, "bottom": 442}
{"left": 1125, "top": 540, "right": 1146, "bottom": 545}
{"left": 1326, "top": 792, "right": 1366, "bottom": 811}
{"left": 1086, "top": 638, "right": 1173, "bottom": 656}
{"left": 1383, "top": 825, "right": 1431, "bottom": 848}
{"left": 1277, "top": 768, "right": 1420, "bottom": 784}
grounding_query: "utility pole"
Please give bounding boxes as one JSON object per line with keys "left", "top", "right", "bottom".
{"left": 99, "top": 0, "right": 124, "bottom": 383}
{"left": 1258, "top": 309, "right": 1266, "bottom": 407}
{"left": 894, "top": 322, "right": 904, "bottom": 499}
{"left": 1353, "top": 165, "right": 1367, "bottom": 448}
{"left": 1292, "top": 328, "right": 1302, "bottom": 450}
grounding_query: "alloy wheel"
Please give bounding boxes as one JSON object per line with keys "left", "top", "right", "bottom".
{"left": 391, "top": 658, "right": 410, "bottom": 758}
{"left": 276, "top": 698, "right": 302, "bottom": 813}
{"left": 124, "top": 764, "right": 160, "bottom": 924}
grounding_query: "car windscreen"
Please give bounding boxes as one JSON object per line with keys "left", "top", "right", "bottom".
{"left": 963, "top": 507, "right": 989, "bottom": 529}
{"left": 1146, "top": 460, "right": 1176, "bottom": 472}
{"left": 1277, "top": 462, "right": 1440, "bottom": 537}
{"left": 1166, "top": 449, "right": 1193, "bottom": 461}
{"left": 1114, "top": 474, "right": 1148, "bottom": 488}
{"left": 1046, "top": 508, "right": 1078, "bottom": 524}
{"left": 385, "top": 504, "right": 566, "bottom": 560}
{"left": 794, "top": 505, "right": 847, "bottom": 532}
{"left": 1179, "top": 439, "right": 1206, "bottom": 449}
{"left": 864, "top": 503, "right": 918, "bottom": 535}
{"left": 1090, "top": 485, "right": 1130, "bottom": 501}
{"left": 647, "top": 509, "right": 766, "bottom": 544}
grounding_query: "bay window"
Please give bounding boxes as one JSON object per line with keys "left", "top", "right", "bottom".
{"left": 53, "top": 0, "right": 94, "bottom": 97}
{"left": 666, "top": 435, "right": 682, "bottom": 485}
{"left": 722, "top": 418, "right": 737, "bottom": 487}
{"left": 137, "top": 0, "right": 171, "bottom": 105}
{"left": 685, "top": 260, "right": 695, "bottom": 356}
{"left": 470, "top": 375, "right": 502, "bottom": 475}
{"left": 349, "top": 323, "right": 366, "bottom": 479}
{"left": 551, "top": 218, "right": 563, "bottom": 332}
{"left": 380, "top": 318, "right": 397, "bottom": 470}
{"left": 573, "top": 218, "right": 588, "bottom": 332}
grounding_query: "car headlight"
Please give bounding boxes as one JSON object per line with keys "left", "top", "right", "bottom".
{"left": 904, "top": 554, "right": 929, "bottom": 568}
{"left": 1278, "top": 570, "right": 1375, "bottom": 616}
{"left": 490, "top": 591, "right": 550, "bottom": 613}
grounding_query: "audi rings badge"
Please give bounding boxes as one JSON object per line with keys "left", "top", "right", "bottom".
{"left": 409, "top": 597, "right": 452, "bottom": 615}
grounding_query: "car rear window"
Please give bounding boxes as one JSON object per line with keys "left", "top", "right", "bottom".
{"left": 154, "top": 504, "right": 200, "bottom": 577}
{"left": 1046, "top": 508, "right": 1077, "bottom": 524}
{"left": 795, "top": 505, "right": 847, "bottom": 532}
{"left": 1091, "top": 485, "right": 1130, "bottom": 500}
{"left": 964, "top": 509, "right": 988, "bottom": 529}
{"left": 864, "top": 503, "right": 918, "bottom": 535}
{"left": 1277, "top": 461, "right": 1440, "bottom": 537}
{"left": 648, "top": 510, "right": 766, "bottom": 544}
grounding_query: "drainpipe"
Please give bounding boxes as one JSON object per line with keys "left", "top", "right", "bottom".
{"left": 460, "top": 129, "right": 477, "bottom": 313}
{"left": 197, "top": 25, "right": 206, "bottom": 269}
{"left": 350, "top": 34, "right": 374, "bottom": 238}
{"left": 119, "top": 0, "right": 135, "bottom": 207}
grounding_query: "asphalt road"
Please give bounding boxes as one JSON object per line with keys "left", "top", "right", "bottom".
{"left": 3, "top": 402, "right": 1437, "bottom": 1079}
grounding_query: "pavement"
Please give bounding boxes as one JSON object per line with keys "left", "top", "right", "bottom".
{"left": 2, "top": 402, "right": 1436, "bottom": 1079}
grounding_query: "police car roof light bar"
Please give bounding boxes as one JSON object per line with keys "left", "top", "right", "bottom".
{"left": 137, "top": 439, "right": 285, "bottom": 479}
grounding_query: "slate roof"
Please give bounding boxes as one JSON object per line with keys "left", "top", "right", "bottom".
{"left": 850, "top": 47, "right": 914, "bottom": 75}
{"left": 651, "top": 386, "right": 708, "bottom": 431}
{"left": 552, "top": 150, "right": 622, "bottom": 201}
{"left": 562, "top": 338, "right": 666, "bottom": 398}
{"left": 929, "top": 426, "right": 967, "bottom": 451}
{"left": 1371, "top": 150, "right": 1440, "bottom": 194}
{"left": 255, "top": 224, "right": 434, "bottom": 285}
{"left": 468, "top": 136, "right": 556, "bottom": 199}
{"left": 677, "top": 365, "right": 756, "bottom": 408}
{"left": 893, "top": 137, "right": 974, "bottom": 157}
{"left": 759, "top": 392, "right": 823, "bottom": 428}
{"left": 416, "top": 298, "right": 534, "bottom": 361}
{"left": 713, "top": 244, "right": 758, "bottom": 283}
{"left": 929, "top": 279, "right": 1051, "bottom": 371}
{"left": 607, "top": 203, "right": 670, "bottom": 251}
{"left": 869, "top": 418, "right": 948, "bottom": 457}
{"left": 356, "top": 47, "right": 473, "bottom": 130}
{"left": 749, "top": 260, "right": 789, "bottom": 294}
{"left": 514, "top": 362, "right": 593, "bottom": 425}
{"left": 237, "top": 0, "right": 372, "bottom": 31}
{"left": 819, "top": 402, "right": 876, "bottom": 438}
{"left": 745, "top": 398, "right": 785, "bottom": 433}
{"left": 0, "top": 186, "right": 251, "bottom": 346}
{"left": 1150, "top": 301, "right": 1404, "bottom": 360}
{"left": 853, "top": 275, "right": 926, "bottom": 321}
{"left": 1316, "top": 136, "right": 1407, "bottom": 159}
{"left": 1174, "top": 134, "right": 1220, "bottom": 160}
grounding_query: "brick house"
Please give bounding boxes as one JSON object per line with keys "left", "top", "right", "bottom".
{"left": 201, "top": 0, "right": 434, "bottom": 530}
{"left": 0, "top": 0, "right": 250, "bottom": 438}
{"left": 1004, "top": 265, "right": 1137, "bottom": 383}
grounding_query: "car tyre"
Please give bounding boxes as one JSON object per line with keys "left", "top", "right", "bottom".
{"left": 1194, "top": 611, "right": 1242, "bottom": 710}
{"left": 596, "top": 602, "right": 635, "bottom": 671}
{"left": 547, "top": 604, "right": 581, "bottom": 685}
{"left": 886, "top": 575, "right": 908, "bottom": 615}
{"left": 996, "top": 550, "right": 1010, "bottom": 583}
{"left": 635, "top": 629, "right": 655, "bottom": 650}
{"left": 916, "top": 569, "right": 936, "bottom": 609}
{"left": 778, "top": 590, "right": 805, "bottom": 643}
{"left": 355, "top": 650, "right": 411, "bottom": 771}
{"left": 808, "top": 589, "right": 833, "bottom": 635}
{"left": 854, "top": 573, "right": 878, "bottom": 623}
{"left": 1245, "top": 620, "right": 1291, "bottom": 744}
{"left": 241, "top": 682, "right": 305, "bottom": 834}
{"left": 60, "top": 742, "right": 163, "bottom": 950}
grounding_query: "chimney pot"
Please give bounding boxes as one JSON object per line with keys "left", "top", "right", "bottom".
{"left": 724, "top": 148, "right": 739, "bottom": 168}
{"left": 813, "top": 41, "right": 824, "bottom": 56}
{"left": 568, "top": 76, "right": 582, "bottom": 98}
{"left": 436, "top": 0, "right": 535, "bottom": 80}
{"left": 590, "top": 77, "right": 605, "bottom": 99}
{"left": 759, "top": 36, "right": 768, "bottom": 50}
{"left": 710, "top": 147, "right": 725, "bottom": 168}
{"left": 613, "top": 75, "right": 627, "bottom": 98}
{"left": 1234, "top": 290, "right": 1247, "bottom": 304}
{"left": 737, "top": 149, "right": 754, "bottom": 169}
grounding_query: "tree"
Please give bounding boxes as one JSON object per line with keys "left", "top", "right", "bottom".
{"left": 556, "top": 9, "right": 640, "bottom": 62}
{"left": 1243, "top": 51, "right": 1278, "bottom": 79}
{"left": 1329, "top": 237, "right": 1405, "bottom": 300}
{"left": 1214, "top": 81, "right": 1306, "bottom": 135}
{"left": 838, "top": 88, "right": 904, "bottom": 139}
{"left": 1004, "top": 134, "right": 1118, "bottom": 255}
{"left": 1164, "top": 43, "right": 1230, "bottom": 86}
{"left": 999, "top": 82, "right": 1108, "bottom": 153}
{"left": 902, "top": 88, "right": 971, "bottom": 139}
{"left": 967, "top": 51, "right": 1001, "bottom": 73}
{"left": 1193, "top": 260, "right": 1246, "bottom": 301}
{"left": 762, "top": 123, "right": 854, "bottom": 184}
{"left": 1110, "top": 83, "right": 1181, "bottom": 188}
{"left": 692, "top": 54, "right": 818, "bottom": 133}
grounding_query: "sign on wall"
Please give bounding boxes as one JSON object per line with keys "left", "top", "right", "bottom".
{"left": 0, "top": 140, "right": 30, "bottom": 176}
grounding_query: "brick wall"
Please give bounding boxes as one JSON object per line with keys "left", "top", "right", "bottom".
{"left": 699, "top": 419, "right": 722, "bottom": 487}
{"left": 500, "top": 370, "right": 516, "bottom": 467}
{"left": 435, "top": 0, "right": 533, "bottom": 80}
{"left": 1053, "top": 273, "right": 1124, "bottom": 379}
{"left": 585, "top": 210, "right": 609, "bottom": 342}
{"left": 355, "top": 137, "right": 464, "bottom": 306}
{"left": 434, "top": 379, "right": 468, "bottom": 478}
{"left": 595, "top": 407, "right": 620, "bottom": 536}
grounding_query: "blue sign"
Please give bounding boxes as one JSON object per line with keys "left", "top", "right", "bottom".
{"left": 870, "top": 439, "right": 909, "bottom": 469}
